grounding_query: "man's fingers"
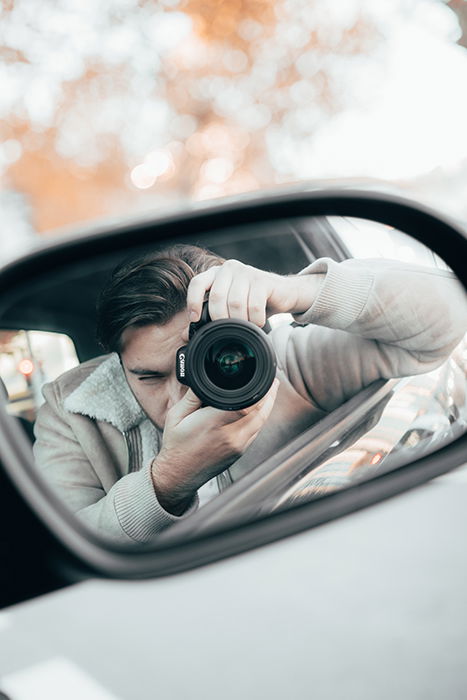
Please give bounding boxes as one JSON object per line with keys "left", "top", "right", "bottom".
{"left": 230, "top": 378, "right": 280, "bottom": 420}
{"left": 247, "top": 283, "right": 268, "bottom": 327}
{"left": 167, "top": 388, "right": 203, "bottom": 424}
{"left": 170, "top": 379, "right": 278, "bottom": 429}
{"left": 187, "top": 260, "right": 275, "bottom": 328}
{"left": 207, "top": 267, "right": 232, "bottom": 320}
{"left": 254, "top": 377, "right": 280, "bottom": 419}
{"left": 227, "top": 275, "right": 250, "bottom": 321}
{"left": 186, "top": 267, "right": 219, "bottom": 322}
{"left": 234, "top": 378, "right": 280, "bottom": 442}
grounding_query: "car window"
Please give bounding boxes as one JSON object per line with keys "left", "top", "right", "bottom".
{"left": 199, "top": 222, "right": 313, "bottom": 274}
{"left": 0, "top": 330, "right": 79, "bottom": 425}
{"left": 274, "top": 354, "right": 467, "bottom": 508}
{"left": 329, "top": 217, "right": 452, "bottom": 269}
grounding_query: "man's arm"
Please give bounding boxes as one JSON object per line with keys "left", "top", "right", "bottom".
{"left": 273, "top": 257, "right": 467, "bottom": 411}
{"left": 33, "top": 381, "right": 198, "bottom": 544}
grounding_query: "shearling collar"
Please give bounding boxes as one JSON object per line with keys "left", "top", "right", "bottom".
{"left": 64, "top": 353, "right": 146, "bottom": 433}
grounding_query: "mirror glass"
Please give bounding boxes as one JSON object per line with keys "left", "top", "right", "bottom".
{"left": 0, "top": 215, "right": 466, "bottom": 546}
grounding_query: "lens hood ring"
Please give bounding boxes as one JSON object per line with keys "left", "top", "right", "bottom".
{"left": 184, "top": 318, "right": 277, "bottom": 410}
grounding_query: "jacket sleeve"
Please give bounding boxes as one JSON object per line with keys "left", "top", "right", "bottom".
{"left": 33, "top": 381, "right": 197, "bottom": 545}
{"left": 271, "top": 257, "right": 467, "bottom": 412}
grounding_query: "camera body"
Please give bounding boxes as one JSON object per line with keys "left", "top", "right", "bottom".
{"left": 176, "top": 303, "right": 277, "bottom": 410}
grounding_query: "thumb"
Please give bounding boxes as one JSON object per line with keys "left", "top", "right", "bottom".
{"left": 168, "top": 388, "right": 203, "bottom": 424}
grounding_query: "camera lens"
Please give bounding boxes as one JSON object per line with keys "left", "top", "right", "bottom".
{"left": 205, "top": 339, "right": 256, "bottom": 390}
{"left": 179, "top": 317, "right": 277, "bottom": 410}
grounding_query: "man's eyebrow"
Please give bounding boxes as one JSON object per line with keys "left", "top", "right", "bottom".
{"left": 128, "top": 368, "right": 166, "bottom": 376}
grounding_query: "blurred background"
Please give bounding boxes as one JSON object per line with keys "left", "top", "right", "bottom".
{"left": 1, "top": 0, "right": 467, "bottom": 259}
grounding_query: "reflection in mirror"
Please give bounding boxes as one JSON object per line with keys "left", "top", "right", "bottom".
{"left": 0, "top": 216, "right": 466, "bottom": 546}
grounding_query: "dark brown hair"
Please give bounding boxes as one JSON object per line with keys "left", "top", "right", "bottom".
{"left": 96, "top": 244, "right": 223, "bottom": 353}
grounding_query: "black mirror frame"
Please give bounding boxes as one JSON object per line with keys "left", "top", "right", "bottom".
{"left": 0, "top": 187, "right": 466, "bottom": 584}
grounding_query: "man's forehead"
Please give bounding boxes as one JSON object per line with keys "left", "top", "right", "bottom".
{"left": 120, "top": 312, "right": 189, "bottom": 361}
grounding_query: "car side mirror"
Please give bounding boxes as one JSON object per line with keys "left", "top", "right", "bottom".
{"left": 0, "top": 187, "right": 466, "bottom": 591}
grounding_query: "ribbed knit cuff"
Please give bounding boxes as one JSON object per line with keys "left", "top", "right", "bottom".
{"left": 293, "top": 257, "right": 374, "bottom": 330}
{"left": 113, "top": 463, "right": 198, "bottom": 542}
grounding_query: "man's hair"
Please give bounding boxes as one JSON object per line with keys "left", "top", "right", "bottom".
{"left": 96, "top": 243, "right": 224, "bottom": 353}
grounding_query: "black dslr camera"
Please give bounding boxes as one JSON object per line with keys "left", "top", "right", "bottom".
{"left": 176, "top": 302, "right": 277, "bottom": 410}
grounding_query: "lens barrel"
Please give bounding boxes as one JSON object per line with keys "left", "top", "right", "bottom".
{"left": 176, "top": 318, "right": 277, "bottom": 410}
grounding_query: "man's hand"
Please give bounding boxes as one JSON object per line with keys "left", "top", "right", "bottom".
{"left": 151, "top": 379, "right": 280, "bottom": 515}
{"left": 186, "top": 259, "right": 323, "bottom": 327}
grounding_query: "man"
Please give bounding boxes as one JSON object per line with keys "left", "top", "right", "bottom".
{"left": 33, "top": 243, "right": 466, "bottom": 544}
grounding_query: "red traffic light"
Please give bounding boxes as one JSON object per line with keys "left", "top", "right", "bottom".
{"left": 18, "top": 359, "right": 34, "bottom": 377}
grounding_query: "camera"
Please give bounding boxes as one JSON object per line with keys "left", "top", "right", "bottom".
{"left": 176, "top": 302, "right": 277, "bottom": 410}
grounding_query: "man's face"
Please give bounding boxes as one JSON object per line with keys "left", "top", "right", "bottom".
{"left": 120, "top": 311, "right": 190, "bottom": 430}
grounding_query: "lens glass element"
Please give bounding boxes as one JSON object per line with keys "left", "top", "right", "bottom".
{"left": 205, "top": 339, "right": 256, "bottom": 390}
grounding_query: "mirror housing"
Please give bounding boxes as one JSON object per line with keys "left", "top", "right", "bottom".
{"left": 0, "top": 186, "right": 466, "bottom": 590}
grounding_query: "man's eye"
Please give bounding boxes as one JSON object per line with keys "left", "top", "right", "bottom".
{"left": 139, "top": 375, "right": 163, "bottom": 382}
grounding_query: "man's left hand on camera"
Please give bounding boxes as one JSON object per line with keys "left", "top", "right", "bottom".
{"left": 186, "top": 259, "right": 323, "bottom": 328}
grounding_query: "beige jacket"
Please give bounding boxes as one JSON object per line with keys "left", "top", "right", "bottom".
{"left": 33, "top": 257, "right": 467, "bottom": 544}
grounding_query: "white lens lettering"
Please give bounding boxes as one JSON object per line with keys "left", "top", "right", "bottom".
{"left": 179, "top": 352, "right": 186, "bottom": 378}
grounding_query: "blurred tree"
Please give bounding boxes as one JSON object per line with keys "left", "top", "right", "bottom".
{"left": 0, "top": 0, "right": 463, "bottom": 234}
{"left": 0, "top": 0, "right": 383, "bottom": 233}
